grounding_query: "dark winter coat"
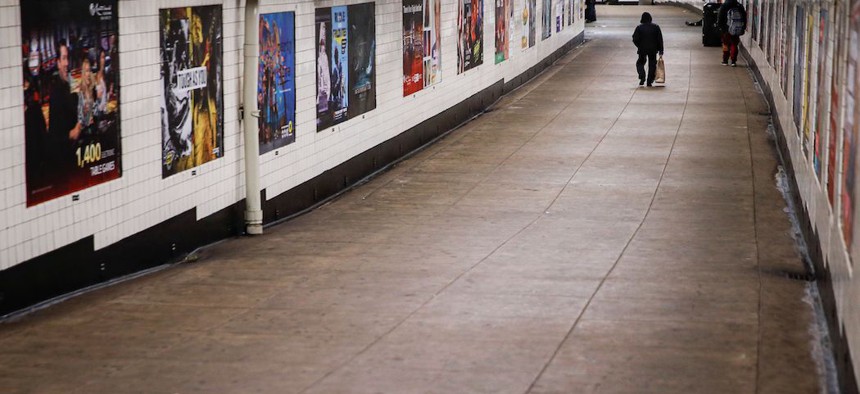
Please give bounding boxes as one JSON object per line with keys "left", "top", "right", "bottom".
{"left": 718, "top": 0, "right": 747, "bottom": 34}
{"left": 632, "top": 13, "right": 664, "bottom": 55}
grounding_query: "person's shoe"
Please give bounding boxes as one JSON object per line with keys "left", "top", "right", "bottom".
{"left": 721, "top": 61, "right": 729, "bottom": 66}
{"left": 647, "top": 83, "right": 653, "bottom": 87}
{"left": 731, "top": 62, "right": 737, "bottom": 67}
{"left": 639, "top": 79, "right": 645, "bottom": 86}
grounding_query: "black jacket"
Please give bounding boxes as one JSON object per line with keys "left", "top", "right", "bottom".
{"left": 632, "top": 23, "right": 663, "bottom": 55}
{"left": 718, "top": 0, "right": 746, "bottom": 33}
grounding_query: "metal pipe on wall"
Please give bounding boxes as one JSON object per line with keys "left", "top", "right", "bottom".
{"left": 243, "top": 0, "right": 263, "bottom": 235}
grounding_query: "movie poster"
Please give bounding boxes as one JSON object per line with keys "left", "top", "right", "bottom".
{"left": 22, "top": 0, "right": 121, "bottom": 206}
{"left": 751, "top": 0, "right": 759, "bottom": 42}
{"left": 542, "top": 0, "right": 551, "bottom": 40}
{"left": 317, "top": 3, "right": 376, "bottom": 130}
{"left": 495, "top": 0, "right": 512, "bottom": 63}
{"left": 521, "top": 0, "right": 536, "bottom": 49}
{"left": 801, "top": 12, "right": 814, "bottom": 157}
{"left": 458, "top": 0, "right": 484, "bottom": 73}
{"left": 792, "top": 6, "right": 804, "bottom": 132}
{"left": 556, "top": 0, "right": 563, "bottom": 32}
{"left": 348, "top": 3, "right": 376, "bottom": 118}
{"left": 781, "top": 0, "right": 792, "bottom": 95}
{"left": 841, "top": 0, "right": 860, "bottom": 253}
{"left": 159, "top": 6, "right": 224, "bottom": 178}
{"left": 814, "top": 8, "right": 830, "bottom": 179}
{"left": 425, "top": 0, "right": 443, "bottom": 87}
{"left": 403, "top": 0, "right": 442, "bottom": 96}
{"left": 258, "top": 12, "right": 296, "bottom": 154}
{"left": 763, "top": 0, "right": 771, "bottom": 64}
{"left": 403, "top": 0, "right": 424, "bottom": 95}
{"left": 568, "top": 0, "right": 573, "bottom": 26}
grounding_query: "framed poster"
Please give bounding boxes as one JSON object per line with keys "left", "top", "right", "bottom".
{"left": 814, "top": 8, "right": 830, "bottom": 179}
{"left": 495, "top": 0, "right": 512, "bottom": 63}
{"left": 159, "top": 5, "right": 224, "bottom": 178}
{"left": 841, "top": 0, "right": 860, "bottom": 255}
{"left": 22, "top": 0, "right": 121, "bottom": 206}
{"left": 316, "top": 3, "right": 376, "bottom": 130}
{"left": 259, "top": 12, "right": 296, "bottom": 154}
{"left": 541, "top": 0, "right": 551, "bottom": 40}
{"left": 521, "top": 0, "right": 537, "bottom": 49}
{"left": 458, "top": 0, "right": 484, "bottom": 73}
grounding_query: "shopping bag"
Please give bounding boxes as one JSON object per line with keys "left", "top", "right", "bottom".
{"left": 654, "top": 56, "right": 666, "bottom": 84}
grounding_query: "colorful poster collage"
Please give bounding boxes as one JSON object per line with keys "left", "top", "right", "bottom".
{"left": 828, "top": 1, "right": 847, "bottom": 206}
{"left": 458, "top": 0, "right": 484, "bottom": 73}
{"left": 403, "top": 0, "right": 442, "bottom": 95}
{"left": 21, "top": 0, "right": 121, "bottom": 206}
{"left": 842, "top": 0, "right": 860, "bottom": 254}
{"left": 316, "top": 3, "right": 377, "bottom": 130}
{"left": 258, "top": 12, "right": 296, "bottom": 154}
{"left": 521, "top": 0, "right": 537, "bottom": 49}
{"left": 542, "top": 0, "right": 552, "bottom": 40}
{"left": 495, "top": 0, "right": 514, "bottom": 64}
{"left": 159, "top": 6, "right": 224, "bottom": 178}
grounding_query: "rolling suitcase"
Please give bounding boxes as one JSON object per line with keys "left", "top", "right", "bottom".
{"left": 703, "top": 3, "right": 722, "bottom": 47}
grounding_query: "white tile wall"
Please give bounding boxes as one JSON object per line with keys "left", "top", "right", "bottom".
{"left": 0, "top": 0, "right": 582, "bottom": 269}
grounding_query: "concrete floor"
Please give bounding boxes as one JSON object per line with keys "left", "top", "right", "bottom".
{"left": 0, "top": 5, "right": 827, "bottom": 394}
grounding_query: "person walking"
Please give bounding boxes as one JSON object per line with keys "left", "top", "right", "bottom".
{"left": 585, "top": 0, "right": 596, "bottom": 23}
{"left": 718, "top": 0, "right": 746, "bottom": 66}
{"left": 632, "top": 12, "right": 664, "bottom": 87}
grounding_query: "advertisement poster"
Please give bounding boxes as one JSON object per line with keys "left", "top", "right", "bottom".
{"left": 317, "top": 3, "right": 376, "bottom": 130}
{"left": 458, "top": 0, "right": 484, "bottom": 73}
{"left": 556, "top": 0, "right": 563, "bottom": 32}
{"left": 521, "top": 0, "right": 536, "bottom": 49}
{"left": 751, "top": 0, "right": 759, "bottom": 42}
{"left": 814, "top": 9, "right": 830, "bottom": 179}
{"left": 801, "top": 12, "right": 814, "bottom": 157}
{"left": 159, "top": 6, "right": 224, "bottom": 178}
{"left": 828, "top": 1, "right": 846, "bottom": 206}
{"left": 22, "top": 0, "right": 121, "bottom": 206}
{"left": 763, "top": 0, "right": 771, "bottom": 63}
{"left": 568, "top": 0, "right": 573, "bottom": 26}
{"left": 495, "top": 0, "right": 512, "bottom": 63}
{"left": 781, "top": 0, "right": 792, "bottom": 95}
{"left": 841, "top": 0, "right": 860, "bottom": 252}
{"left": 258, "top": 12, "right": 296, "bottom": 154}
{"left": 426, "top": 0, "right": 443, "bottom": 87}
{"left": 792, "top": 6, "right": 804, "bottom": 133}
{"left": 348, "top": 3, "right": 376, "bottom": 119}
{"left": 542, "top": 0, "right": 551, "bottom": 40}
{"left": 403, "top": 0, "right": 424, "bottom": 95}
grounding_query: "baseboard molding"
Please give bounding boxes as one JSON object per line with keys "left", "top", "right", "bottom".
{"left": 0, "top": 32, "right": 585, "bottom": 318}
{"left": 741, "top": 44, "right": 859, "bottom": 394}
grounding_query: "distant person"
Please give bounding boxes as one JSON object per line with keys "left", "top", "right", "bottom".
{"left": 585, "top": 0, "right": 596, "bottom": 23}
{"left": 632, "top": 12, "right": 664, "bottom": 87}
{"left": 718, "top": 0, "right": 746, "bottom": 66}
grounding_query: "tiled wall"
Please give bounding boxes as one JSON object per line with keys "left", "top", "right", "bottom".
{"left": 0, "top": 0, "right": 583, "bottom": 269}
{"left": 740, "top": 0, "right": 859, "bottom": 384}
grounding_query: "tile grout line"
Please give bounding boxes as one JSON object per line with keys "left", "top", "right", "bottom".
{"left": 735, "top": 57, "right": 764, "bottom": 394}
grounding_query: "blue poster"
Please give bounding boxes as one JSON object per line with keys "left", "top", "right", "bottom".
{"left": 258, "top": 12, "right": 296, "bottom": 154}
{"left": 332, "top": 6, "right": 349, "bottom": 123}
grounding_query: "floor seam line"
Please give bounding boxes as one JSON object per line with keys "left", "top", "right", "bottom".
{"left": 524, "top": 45, "right": 694, "bottom": 394}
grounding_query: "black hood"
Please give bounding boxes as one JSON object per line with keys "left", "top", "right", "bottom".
{"left": 640, "top": 12, "right": 652, "bottom": 24}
